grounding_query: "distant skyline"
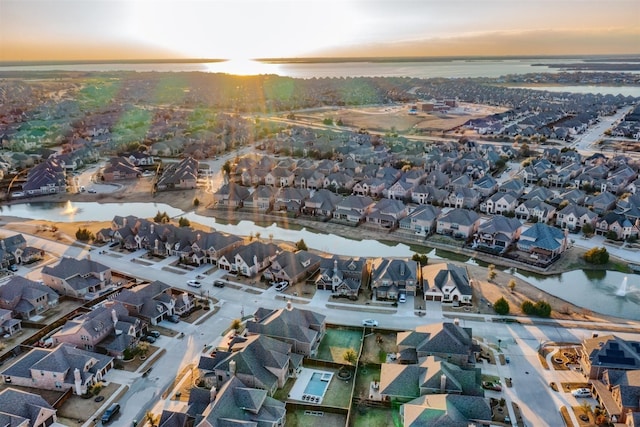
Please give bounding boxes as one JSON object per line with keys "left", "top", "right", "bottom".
{"left": 2, "top": 0, "right": 639, "bottom": 62}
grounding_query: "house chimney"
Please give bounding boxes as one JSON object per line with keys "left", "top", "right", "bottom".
{"left": 210, "top": 387, "right": 217, "bottom": 402}
{"left": 74, "top": 368, "right": 83, "bottom": 395}
{"left": 440, "top": 374, "right": 447, "bottom": 392}
{"left": 334, "top": 259, "right": 339, "bottom": 276}
{"left": 229, "top": 360, "right": 236, "bottom": 376}
{"left": 111, "top": 309, "right": 118, "bottom": 326}
{"left": 453, "top": 318, "right": 460, "bottom": 326}
{"left": 150, "top": 223, "right": 154, "bottom": 234}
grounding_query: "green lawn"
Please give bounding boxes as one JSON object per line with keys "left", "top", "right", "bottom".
{"left": 316, "top": 328, "right": 363, "bottom": 363}
{"left": 351, "top": 407, "right": 399, "bottom": 427}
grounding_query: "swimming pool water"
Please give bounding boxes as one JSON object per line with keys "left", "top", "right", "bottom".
{"left": 304, "top": 372, "right": 330, "bottom": 396}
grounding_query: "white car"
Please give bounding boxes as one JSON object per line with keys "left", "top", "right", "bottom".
{"left": 362, "top": 319, "right": 379, "bottom": 327}
{"left": 572, "top": 388, "right": 591, "bottom": 398}
{"left": 398, "top": 293, "right": 407, "bottom": 303}
{"left": 274, "top": 281, "right": 289, "bottom": 292}
{"left": 186, "top": 280, "right": 202, "bottom": 288}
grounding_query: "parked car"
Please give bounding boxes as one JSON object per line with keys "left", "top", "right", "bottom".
{"left": 274, "top": 281, "right": 289, "bottom": 292}
{"left": 398, "top": 293, "right": 406, "bottom": 303}
{"left": 482, "top": 381, "right": 502, "bottom": 392}
{"left": 362, "top": 319, "right": 379, "bottom": 327}
{"left": 186, "top": 280, "right": 202, "bottom": 288}
{"left": 8, "top": 264, "right": 18, "bottom": 272}
{"left": 88, "top": 188, "right": 97, "bottom": 193}
{"left": 101, "top": 403, "right": 120, "bottom": 423}
{"left": 143, "top": 335, "right": 156, "bottom": 343}
{"left": 213, "top": 280, "right": 225, "bottom": 288}
{"left": 572, "top": 388, "right": 591, "bottom": 398}
{"left": 167, "top": 315, "right": 180, "bottom": 323}
{"left": 148, "top": 330, "right": 160, "bottom": 338}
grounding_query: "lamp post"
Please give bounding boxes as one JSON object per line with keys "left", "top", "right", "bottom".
{"left": 498, "top": 339, "right": 502, "bottom": 350}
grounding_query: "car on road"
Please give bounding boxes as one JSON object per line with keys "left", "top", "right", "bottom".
{"left": 274, "top": 281, "right": 289, "bottom": 292}
{"left": 87, "top": 188, "right": 97, "bottom": 193}
{"left": 572, "top": 388, "right": 591, "bottom": 398}
{"left": 148, "top": 330, "right": 160, "bottom": 338}
{"left": 101, "top": 403, "right": 120, "bottom": 423}
{"left": 362, "top": 319, "right": 379, "bottom": 327}
{"left": 213, "top": 280, "right": 225, "bottom": 288}
{"left": 482, "top": 381, "right": 502, "bottom": 392}
{"left": 186, "top": 280, "right": 202, "bottom": 288}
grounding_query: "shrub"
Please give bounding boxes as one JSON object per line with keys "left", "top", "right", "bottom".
{"left": 534, "top": 301, "right": 552, "bottom": 317}
{"left": 412, "top": 253, "right": 428, "bottom": 265}
{"left": 295, "top": 239, "right": 308, "bottom": 251}
{"left": 493, "top": 297, "right": 510, "bottom": 315}
{"left": 583, "top": 247, "right": 609, "bottom": 264}
{"left": 178, "top": 217, "right": 191, "bottom": 227}
{"left": 75, "top": 228, "right": 94, "bottom": 242}
{"left": 521, "top": 300, "right": 536, "bottom": 315}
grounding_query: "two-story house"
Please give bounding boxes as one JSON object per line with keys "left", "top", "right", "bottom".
{"left": 41, "top": 257, "right": 112, "bottom": 299}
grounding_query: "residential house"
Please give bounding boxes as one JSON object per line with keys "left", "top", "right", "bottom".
{"left": 0, "top": 276, "right": 59, "bottom": 320}
{"left": 596, "top": 212, "right": 639, "bottom": 240}
{"left": 472, "top": 175, "right": 498, "bottom": 197}
{"left": 411, "top": 185, "right": 448, "bottom": 206}
{"left": 379, "top": 356, "right": 484, "bottom": 403}
{"left": 51, "top": 302, "right": 143, "bottom": 358}
{"left": 517, "top": 223, "right": 569, "bottom": 261}
{"left": 1, "top": 344, "right": 113, "bottom": 395}
{"left": 370, "top": 258, "right": 418, "bottom": 299}
{"left": 474, "top": 215, "right": 522, "bottom": 253}
{"left": 366, "top": 198, "right": 408, "bottom": 229}
{"left": 395, "top": 322, "right": 476, "bottom": 366}
{"left": 522, "top": 186, "right": 555, "bottom": 204}
{"left": 551, "top": 188, "right": 587, "bottom": 206}
{"left": 302, "top": 189, "right": 343, "bottom": 217}
{"left": 498, "top": 177, "right": 526, "bottom": 197}
{"left": 184, "top": 375, "right": 286, "bottom": 427}
{"left": 386, "top": 180, "right": 414, "bottom": 201}
{"left": 213, "top": 183, "right": 250, "bottom": 208}
{"left": 198, "top": 334, "right": 302, "bottom": 396}
{"left": 114, "top": 280, "right": 189, "bottom": 325}
{"left": 580, "top": 335, "right": 640, "bottom": 380}
{"left": 436, "top": 209, "right": 481, "bottom": 240}
{"left": 218, "top": 241, "right": 279, "bottom": 277}
{"left": 333, "top": 195, "right": 375, "bottom": 224}
{"left": 263, "top": 250, "right": 322, "bottom": 285}
{"left": 0, "top": 233, "right": 43, "bottom": 268}
{"left": 422, "top": 263, "right": 473, "bottom": 305}
{"left": 399, "top": 394, "right": 492, "bottom": 427}
{"left": 265, "top": 167, "right": 295, "bottom": 187}
{"left": 244, "top": 185, "right": 277, "bottom": 212}
{"left": 21, "top": 159, "right": 67, "bottom": 197}
{"left": 41, "top": 257, "right": 112, "bottom": 299}
{"left": 399, "top": 205, "right": 442, "bottom": 237}
{"left": 156, "top": 157, "right": 198, "bottom": 191}
{"left": 591, "top": 369, "right": 640, "bottom": 425}
{"left": 588, "top": 191, "right": 618, "bottom": 214}
{"left": 480, "top": 191, "right": 518, "bottom": 215}
{"left": 515, "top": 199, "right": 556, "bottom": 223}
{"left": 315, "top": 255, "right": 366, "bottom": 297}
{"left": 324, "top": 171, "right": 356, "bottom": 191}
{"left": 294, "top": 169, "right": 325, "bottom": 190}
{"left": 273, "top": 187, "right": 310, "bottom": 213}
{"left": 0, "top": 388, "right": 58, "bottom": 426}
{"left": 445, "top": 187, "right": 481, "bottom": 209}
{"left": 352, "top": 177, "right": 387, "bottom": 198}
{"left": 556, "top": 204, "right": 598, "bottom": 232}
{"left": 0, "top": 308, "right": 21, "bottom": 337}
{"left": 245, "top": 306, "right": 326, "bottom": 356}
{"left": 101, "top": 157, "right": 141, "bottom": 181}
{"left": 125, "top": 151, "right": 154, "bottom": 166}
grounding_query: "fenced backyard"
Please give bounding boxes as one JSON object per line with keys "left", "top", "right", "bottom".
{"left": 316, "top": 327, "right": 364, "bottom": 364}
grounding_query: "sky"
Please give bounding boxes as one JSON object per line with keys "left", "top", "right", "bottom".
{"left": 1, "top": 0, "right": 639, "bottom": 61}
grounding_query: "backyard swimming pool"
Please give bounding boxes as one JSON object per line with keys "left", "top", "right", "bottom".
{"left": 304, "top": 372, "right": 331, "bottom": 396}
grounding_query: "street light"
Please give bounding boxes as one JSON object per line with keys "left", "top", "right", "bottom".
{"left": 498, "top": 339, "right": 502, "bottom": 350}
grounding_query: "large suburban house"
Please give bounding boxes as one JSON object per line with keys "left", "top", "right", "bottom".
{"left": 315, "top": 255, "right": 367, "bottom": 297}
{"left": 516, "top": 223, "right": 569, "bottom": 262}
{"left": 399, "top": 394, "right": 492, "bottom": 427}
{"left": 217, "top": 241, "right": 280, "bottom": 277}
{"left": 580, "top": 335, "right": 640, "bottom": 380}
{"left": 0, "top": 233, "right": 43, "bottom": 269}
{"left": 591, "top": 369, "right": 640, "bottom": 425}
{"left": 0, "top": 388, "right": 58, "bottom": 427}
{"left": 0, "top": 308, "right": 22, "bottom": 337}
{"left": 473, "top": 215, "right": 522, "bottom": 254}
{"left": 263, "top": 250, "right": 322, "bottom": 285}
{"left": 422, "top": 263, "right": 473, "bottom": 305}
{"left": 41, "top": 257, "right": 112, "bottom": 299}
{"left": 198, "top": 334, "right": 302, "bottom": 396}
{"left": 1, "top": 344, "right": 113, "bottom": 395}
{"left": 51, "top": 302, "right": 143, "bottom": 358}
{"left": 395, "top": 322, "right": 476, "bottom": 366}
{"left": 0, "top": 276, "right": 59, "bottom": 320}
{"left": 370, "top": 258, "right": 418, "bottom": 300}
{"left": 436, "top": 209, "right": 481, "bottom": 240}
{"left": 245, "top": 306, "right": 326, "bottom": 357}
{"left": 114, "top": 280, "right": 190, "bottom": 325}
{"left": 156, "top": 157, "right": 198, "bottom": 191}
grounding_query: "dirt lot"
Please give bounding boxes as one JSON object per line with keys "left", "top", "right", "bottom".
{"left": 297, "top": 102, "right": 507, "bottom": 133}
